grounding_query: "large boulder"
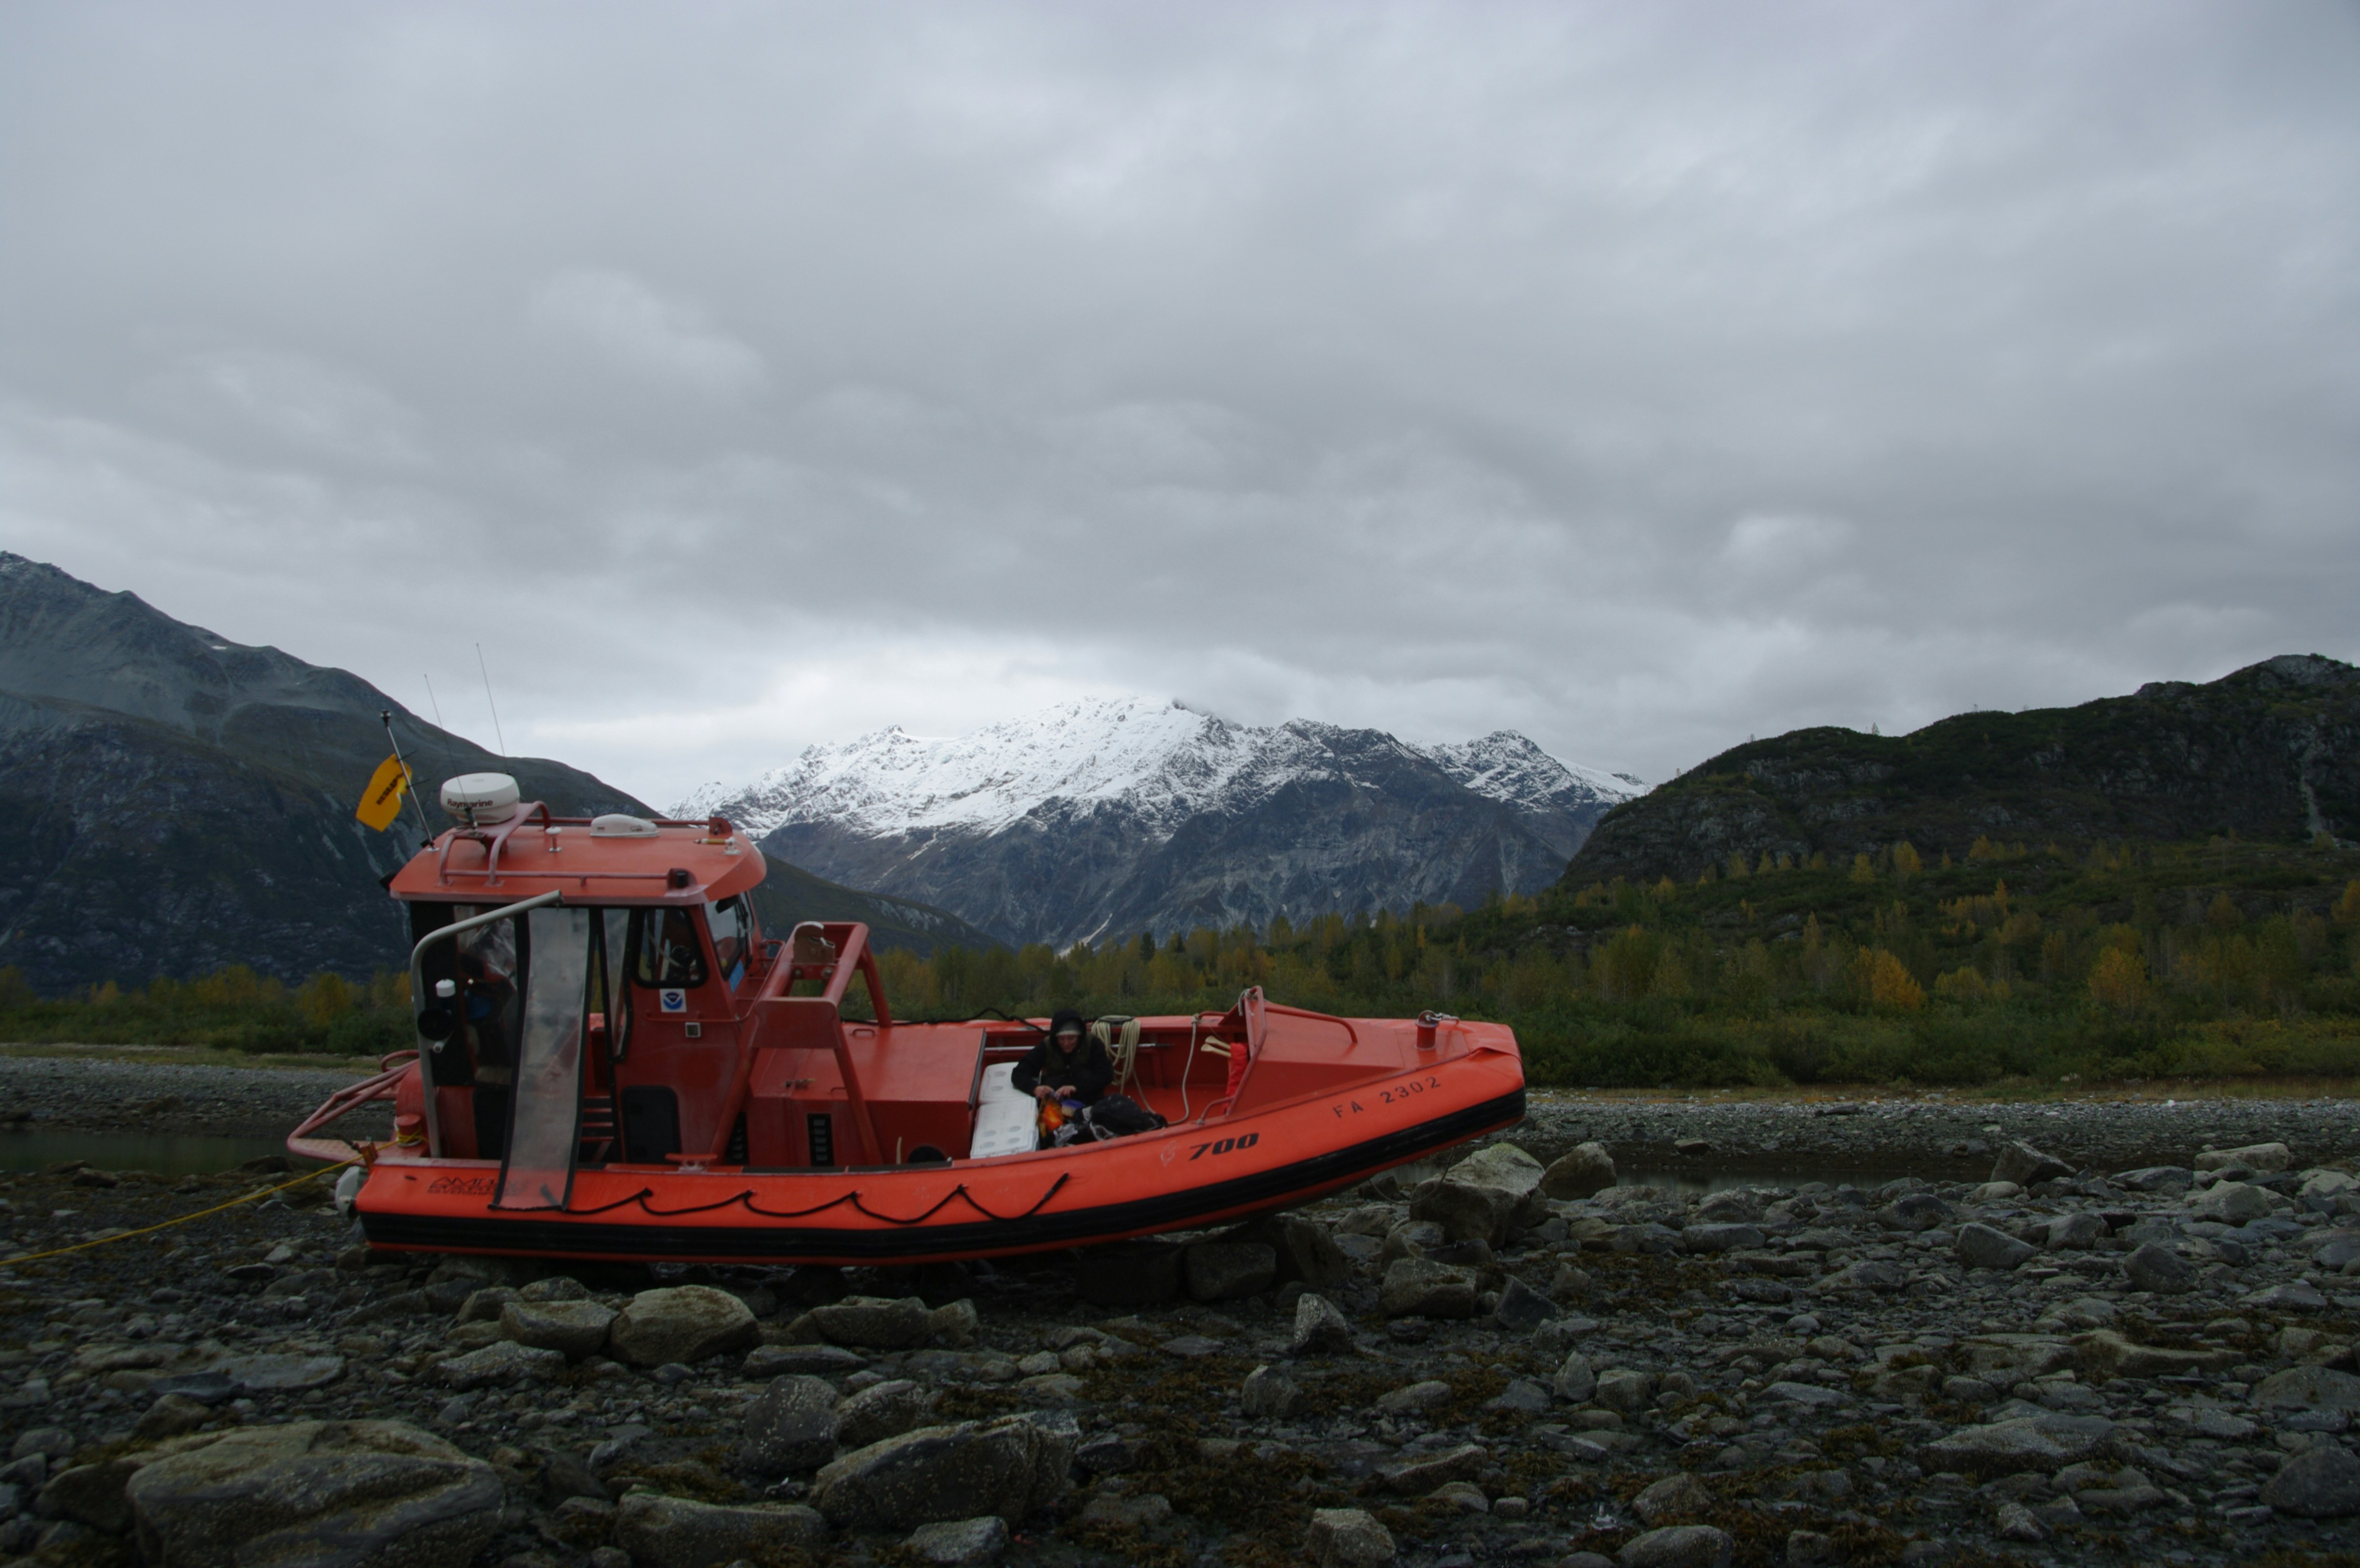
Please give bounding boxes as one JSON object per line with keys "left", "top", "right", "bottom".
{"left": 2253, "top": 1366, "right": 2360, "bottom": 1414}
{"left": 499, "top": 1299, "right": 616, "bottom": 1359}
{"left": 1991, "top": 1141, "right": 2074, "bottom": 1188}
{"left": 2188, "top": 1182, "right": 2274, "bottom": 1224}
{"left": 1221, "top": 1215, "right": 1352, "bottom": 1291}
{"left": 1618, "top": 1525, "right": 1733, "bottom": 1568}
{"left": 814, "top": 1414, "right": 1075, "bottom": 1530}
{"left": 2261, "top": 1444, "right": 2360, "bottom": 1518}
{"left": 743, "top": 1375, "right": 841, "bottom": 1473}
{"left": 1539, "top": 1142, "right": 1616, "bottom": 1200}
{"left": 1377, "top": 1258, "right": 1476, "bottom": 1319}
{"left": 1305, "top": 1506, "right": 1397, "bottom": 1568}
{"left": 127, "top": 1419, "right": 502, "bottom": 1567}
{"left": 613, "top": 1494, "right": 827, "bottom": 1567}
{"left": 1184, "top": 1242, "right": 1278, "bottom": 1302}
{"left": 2196, "top": 1142, "right": 2291, "bottom": 1173}
{"left": 434, "top": 1340, "right": 563, "bottom": 1390}
{"left": 835, "top": 1379, "right": 936, "bottom": 1450}
{"left": 2121, "top": 1242, "right": 2197, "bottom": 1294}
{"left": 2073, "top": 1330, "right": 2238, "bottom": 1381}
{"left": 1920, "top": 1414, "right": 2114, "bottom": 1477}
{"left": 1955, "top": 1224, "right": 2037, "bottom": 1271}
{"left": 1409, "top": 1143, "right": 1548, "bottom": 1245}
{"left": 808, "top": 1295, "right": 933, "bottom": 1350}
{"left": 609, "top": 1286, "right": 760, "bottom": 1367}
{"left": 1289, "top": 1293, "right": 1357, "bottom": 1356}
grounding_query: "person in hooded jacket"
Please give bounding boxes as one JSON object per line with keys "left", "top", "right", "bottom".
{"left": 1011, "top": 1008, "right": 1113, "bottom": 1108}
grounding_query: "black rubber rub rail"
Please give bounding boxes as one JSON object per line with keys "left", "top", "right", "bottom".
{"left": 361, "top": 1087, "right": 1527, "bottom": 1262}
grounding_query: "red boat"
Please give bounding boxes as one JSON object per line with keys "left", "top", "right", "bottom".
{"left": 293, "top": 773, "right": 1526, "bottom": 1266}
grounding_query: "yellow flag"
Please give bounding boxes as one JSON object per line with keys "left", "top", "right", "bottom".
{"left": 357, "top": 755, "right": 409, "bottom": 831}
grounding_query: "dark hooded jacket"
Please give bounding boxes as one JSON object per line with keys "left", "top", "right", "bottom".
{"left": 1010, "top": 1007, "right": 1113, "bottom": 1105}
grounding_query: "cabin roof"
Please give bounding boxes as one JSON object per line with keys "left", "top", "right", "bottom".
{"left": 388, "top": 812, "right": 765, "bottom": 904}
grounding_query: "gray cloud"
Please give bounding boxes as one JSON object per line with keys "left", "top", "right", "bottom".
{"left": 2, "top": 1, "right": 2354, "bottom": 805}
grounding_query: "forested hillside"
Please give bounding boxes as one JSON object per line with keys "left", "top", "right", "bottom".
{"left": 851, "top": 833, "right": 2360, "bottom": 1088}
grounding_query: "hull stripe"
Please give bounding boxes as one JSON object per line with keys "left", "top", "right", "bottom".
{"left": 360, "top": 1087, "right": 1526, "bottom": 1262}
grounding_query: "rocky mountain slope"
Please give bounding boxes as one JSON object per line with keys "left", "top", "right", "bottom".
{"left": 676, "top": 697, "right": 1643, "bottom": 947}
{"left": 0, "top": 554, "right": 989, "bottom": 990}
{"left": 1565, "top": 653, "right": 2359, "bottom": 886}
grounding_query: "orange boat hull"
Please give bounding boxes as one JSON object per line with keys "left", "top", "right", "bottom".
{"left": 352, "top": 1039, "right": 1523, "bottom": 1267}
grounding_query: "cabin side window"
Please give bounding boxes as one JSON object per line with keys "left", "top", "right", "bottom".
{"left": 707, "top": 896, "right": 750, "bottom": 986}
{"left": 630, "top": 907, "right": 707, "bottom": 989}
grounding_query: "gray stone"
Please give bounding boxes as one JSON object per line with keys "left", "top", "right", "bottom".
{"left": 2112, "top": 1166, "right": 2192, "bottom": 1193}
{"left": 745, "top": 1344, "right": 866, "bottom": 1378}
{"left": 1630, "top": 1472, "right": 1714, "bottom": 1526}
{"left": 218, "top": 1353, "right": 345, "bottom": 1393}
{"left": 1992, "top": 1141, "right": 2074, "bottom": 1187}
{"left": 2042, "top": 1212, "right": 2105, "bottom": 1250}
{"left": 500, "top": 1299, "right": 615, "bottom": 1359}
{"left": 1380, "top": 1219, "right": 1447, "bottom": 1264}
{"left": 1955, "top": 1223, "right": 2037, "bottom": 1271}
{"left": 1492, "top": 1277, "right": 1561, "bottom": 1330}
{"left": 433, "top": 1340, "right": 563, "bottom": 1391}
{"left": 836, "top": 1379, "right": 935, "bottom": 1450}
{"left": 608, "top": 1285, "right": 761, "bottom": 1366}
{"left": 1594, "top": 1369, "right": 1655, "bottom": 1414}
{"left": 2260, "top": 1443, "right": 2360, "bottom": 1518}
{"left": 516, "top": 1273, "right": 588, "bottom": 1302}
{"left": 1554, "top": 1352, "right": 1596, "bottom": 1403}
{"left": 1761, "top": 1381, "right": 1848, "bottom": 1409}
{"left": 2252, "top": 1365, "right": 2360, "bottom": 1413}
{"left": 1184, "top": 1242, "right": 1277, "bottom": 1301}
{"left": 1378, "top": 1443, "right": 1485, "bottom": 1493}
{"left": 2243, "top": 1281, "right": 2330, "bottom": 1312}
{"left": 1993, "top": 1500, "right": 2048, "bottom": 1542}
{"left": 1875, "top": 1193, "right": 1953, "bottom": 1232}
{"left": 2121, "top": 1242, "right": 2197, "bottom": 1294}
{"left": 808, "top": 1294, "right": 933, "bottom": 1349}
{"left": 37, "top": 1456, "right": 143, "bottom": 1533}
{"left": 1289, "top": 1292, "right": 1357, "bottom": 1355}
{"left": 2196, "top": 1142, "right": 2291, "bottom": 1173}
{"left": 1539, "top": 1142, "right": 1616, "bottom": 1200}
{"left": 1920, "top": 1414, "right": 2115, "bottom": 1476}
{"left": 1817, "top": 1259, "right": 1904, "bottom": 1292}
{"left": 813, "top": 1413, "right": 1074, "bottom": 1529}
{"left": 1617, "top": 1525, "right": 1733, "bottom": 1568}
{"left": 907, "top": 1515, "right": 1011, "bottom": 1566}
{"left": 2188, "top": 1181, "right": 2273, "bottom": 1224}
{"left": 1378, "top": 1257, "right": 1475, "bottom": 1319}
{"left": 454, "top": 1286, "right": 517, "bottom": 1323}
{"left": 1375, "top": 1379, "right": 1453, "bottom": 1413}
{"left": 1409, "top": 1143, "right": 1547, "bottom": 1245}
{"left": 612, "top": 1493, "right": 826, "bottom": 1568}
{"left": 125, "top": 1419, "right": 502, "bottom": 1568}
{"left": 1680, "top": 1223, "right": 1764, "bottom": 1254}
{"left": 1241, "top": 1365, "right": 1304, "bottom": 1419}
{"left": 1226, "top": 1214, "right": 1353, "bottom": 1291}
{"left": 743, "top": 1375, "right": 841, "bottom": 1473}
{"left": 927, "top": 1299, "right": 979, "bottom": 1347}
{"left": 1305, "top": 1505, "right": 1396, "bottom": 1568}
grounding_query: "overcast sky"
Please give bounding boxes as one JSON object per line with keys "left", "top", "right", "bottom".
{"left": 4, "top": 2, "right": 2355, "bottom": 808}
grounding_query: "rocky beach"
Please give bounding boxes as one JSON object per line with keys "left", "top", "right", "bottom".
{"left": 0, "top": 1062, "right": 2354, "bottom": 1566}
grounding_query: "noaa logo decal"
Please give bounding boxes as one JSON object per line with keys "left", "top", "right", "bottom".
{"left": 659, "top": 989, "right": 688, "bottom": 1014}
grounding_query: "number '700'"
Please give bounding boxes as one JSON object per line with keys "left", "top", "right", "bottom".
{"left": 1188, "top": 1133, "right": 1260, "bottom": 1160}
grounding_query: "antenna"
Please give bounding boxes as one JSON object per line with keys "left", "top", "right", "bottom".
{"left": 379, "top": 710, "right": 437, "bottom": 849}
{"left": 475, "top": 644, "right": 508, "bottom": 758}
{"left": 422, "top": 674, "right": 446, "bottom": 731}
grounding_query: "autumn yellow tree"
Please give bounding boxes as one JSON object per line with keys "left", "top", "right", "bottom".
{"left": 1865, "top": 949, "right": 1925, "bottom": 1011}
{"left": 2089, "top": 946, "right": 2149, "bottom": 1013}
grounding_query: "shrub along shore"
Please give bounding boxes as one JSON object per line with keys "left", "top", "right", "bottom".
{"left": 2, "top": 836, "right": 2354, "bottom": 1090}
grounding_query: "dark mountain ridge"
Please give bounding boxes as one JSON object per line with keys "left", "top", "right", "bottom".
{"left": 0, "top": 555, "right": 990, "bottom": 990}
{"left": 1564, "top": 653, "right": 2360, "bottom": 887}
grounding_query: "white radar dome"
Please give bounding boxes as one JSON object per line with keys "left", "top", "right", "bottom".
{"left": 440, "top": 772, "right": 521, "bottom": 825}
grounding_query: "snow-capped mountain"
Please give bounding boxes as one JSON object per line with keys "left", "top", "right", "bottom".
{"left": 675, "top": 698, "right": 1644, "bottom": 948}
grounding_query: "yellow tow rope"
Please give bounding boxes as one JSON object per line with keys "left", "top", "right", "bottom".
{"left": 0, "top": 1157, "right": 364, "bottom": 1268}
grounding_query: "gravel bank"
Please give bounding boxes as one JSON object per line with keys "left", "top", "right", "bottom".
{"left": 0, "top": 1099, "right": 2354, "bottom": 1564}
{"left": 0, "top": 1054, "right": 387, "bottom": 1142}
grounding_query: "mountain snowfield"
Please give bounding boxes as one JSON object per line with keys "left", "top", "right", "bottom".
{"left": 675, "top": 697, "right": 1644, "bottom": 948}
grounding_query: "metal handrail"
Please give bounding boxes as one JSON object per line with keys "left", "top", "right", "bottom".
{"left": 408, "top": 889, "right": 565, "bottom": 1157}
